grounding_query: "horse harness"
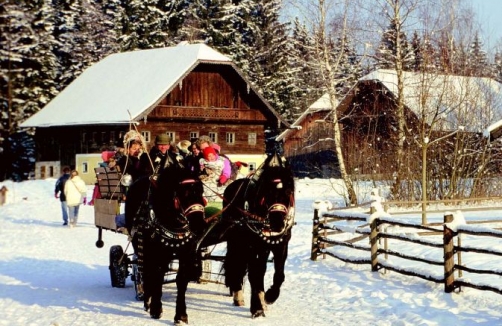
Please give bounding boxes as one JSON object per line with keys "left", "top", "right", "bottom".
{"left": 234, "top": 170, "right": 295, "bottom": 245}
{"left": 131, "top": 154, "right": 205, "bottom": 248}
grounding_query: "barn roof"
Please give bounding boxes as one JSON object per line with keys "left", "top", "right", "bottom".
{"left": 355, "top": 69, "right": 502, "bottom": 133}
{"left": 277, "top": 93, "right": 338, "bottom": 141}
{"left": 21, "top": 43, "right": 286, "bottom": 128}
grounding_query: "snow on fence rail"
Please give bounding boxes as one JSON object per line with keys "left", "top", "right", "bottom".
{"left": 311, "top": 208, "right": 502, "bottom": 295}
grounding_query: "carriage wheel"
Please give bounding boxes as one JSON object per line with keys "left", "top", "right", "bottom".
{"left": 131, "top": 257, "right": 144, "bottom": 301}
{"left": 109, "top": 245, "right": 128, "bottom": 288}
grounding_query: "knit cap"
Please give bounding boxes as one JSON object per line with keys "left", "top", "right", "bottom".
{"left": 203, "top": 146, "right": 217, "bottom": 160}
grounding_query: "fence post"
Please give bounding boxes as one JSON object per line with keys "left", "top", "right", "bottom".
{"left": 311, "top": 209, "right": 320, "bottom": 261}
{"left": 443, "top": 213, "right": 455, "bottom": 293}
{"left": 370, "top": 219, "right": 379, "bottom": 271}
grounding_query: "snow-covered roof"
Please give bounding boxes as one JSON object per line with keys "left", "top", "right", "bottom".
{"left": 20, "top": 43, "right": 232, "bottom": 128}
{"left": 360, "top": 69, "right": 502, "bottom": 133}
{"left": 277, "top": 93, "right": 337, "bottom": 141}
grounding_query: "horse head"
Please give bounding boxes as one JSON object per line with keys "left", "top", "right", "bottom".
{"left": 127, "top": 154, "right": 206, "bottom": 247}
{"left": 243, "top": 152, "right": 295, "bottom": 243}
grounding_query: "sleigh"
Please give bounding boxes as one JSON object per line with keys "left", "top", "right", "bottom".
{"left": 92, "top": 166, "right": 225, "bottom": 301}
{"left": 93, "top": 166, "right": 124, "bottom": 247}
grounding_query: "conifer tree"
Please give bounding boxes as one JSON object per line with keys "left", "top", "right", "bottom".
{"left": 227, "top": 0, "right": 295, "bottom": 119}
{"left": 0, "top": 0, "right": 59, "bottom": 132}
{"left": 52, "top": 0, "right": 81, "bottom": 86}
{"left": 289, "top": 17, "right": 324, "bottom": 119}
{"left": 66, "top": 1, "right": 119, "bottom": 82}
{"left": 493, "top": 51, "right": 502, "bottom": 83}
{"left": 375, "top": 17, "right": 414, "bottom": 71}
{"left": 333, "top": 35, "right": 363, "bottom": 96}
{"left": 182, "top": 0, "right": 228, "bottom": 44}
{"left": 0, "top": 0, "right": 58, "bottom": 180}
{"left": 119, "top": 0, "right": 189, "bottom": 51}
{"left": 467, "top": 32, "right": 488, "bottom": 77}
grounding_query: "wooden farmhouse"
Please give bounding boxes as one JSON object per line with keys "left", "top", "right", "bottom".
{"left": 279, "top": 93, "right": 339, "bottom": 178}
{"left": 21, "top": 43, "right": 289, "bottom": 184}
{"left": 281, "top": 69, "right": 502, "bottom": 179}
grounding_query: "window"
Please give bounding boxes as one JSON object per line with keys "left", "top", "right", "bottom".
{"left": 190, "top": 131, "right": 199, "bottom": 141}
{"left": 248, "top": 133, "right": 257, "bottom": 145}
{"left": 82, "top": 162, "right": 88, "bottom": 174}
{"left": 82, "top": 132, "right": 86, "bottom": 143}
{"left": 166, "top": 132, "right": 175, "bottom": 142}
{"left": 248, "top": 163, "right": 256, "bottom": 172}
{"left": 226, "top": 132, "right": 235, "bottom": 145}
{"left": 208, "top": 132, "right": 217, "bottom": 144}
{"left": 141, "top": 131, "right": 151, "bottom": 143}
{"left": 110, "top": 131, "right": 115, "bottom": 143}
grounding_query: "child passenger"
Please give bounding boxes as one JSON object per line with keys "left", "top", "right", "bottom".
{"left": 199, "top": 146, "right": 225, "bottom": 202}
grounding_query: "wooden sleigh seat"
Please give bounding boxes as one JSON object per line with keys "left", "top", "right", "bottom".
{"left": 94, "top": 167, "right": 125, "bottom": 244}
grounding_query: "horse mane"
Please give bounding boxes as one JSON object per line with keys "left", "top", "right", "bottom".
{"left": 254, "top": 153, "right": 294, "bottom": 189}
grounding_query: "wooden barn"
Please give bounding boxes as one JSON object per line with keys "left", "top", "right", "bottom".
{"left": 21, "top": 43, "right": 289, "bottom": 183}
{"left": 281, "top": 69, "right": 502, "bottom": 180}
{"left": 279, "top": 93, "right": 339, "bottom": 178}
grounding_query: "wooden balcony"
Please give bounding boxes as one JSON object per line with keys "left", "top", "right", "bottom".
{"left": 150, "top": 105, "right": 267, "bottom": 122}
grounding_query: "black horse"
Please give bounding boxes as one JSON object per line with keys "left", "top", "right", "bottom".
{"left": 125, "top": 154, "right": 207, "bottom": 324}
{"left": 221, "top": 150, "right": 295, "bottom": 318}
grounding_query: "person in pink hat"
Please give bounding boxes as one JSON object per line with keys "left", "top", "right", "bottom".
{"left": 197, "top": 136, "right": 231, "bottom": 186}
{"left": 199, "top": 146, "right": 225, "bottom": 202}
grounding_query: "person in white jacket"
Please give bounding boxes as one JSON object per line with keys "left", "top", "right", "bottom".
{"left": 64, "top": 170, "right": 87, "bottom": 228}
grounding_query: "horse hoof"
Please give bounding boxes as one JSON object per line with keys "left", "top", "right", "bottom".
{"left": 150, "top": 311, "right": 162, "bottom": 319}
{"left": 232, "top": 290, "right": 245, "bottom": 306}
{"left": 149, "top": 303, "right": 162, "bottom": 319}
{"left": 251, "top": 310, "right": 266, "bottom": 318}
{"left": 174, "top": 314, "right": 188, "bottom": 324}
{"left": 265, "top": 287, "right": 280, "bottom": 304}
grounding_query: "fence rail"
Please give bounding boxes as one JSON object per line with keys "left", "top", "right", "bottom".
{"left": 311, "top": 208, "right": 502, "bottom": 295}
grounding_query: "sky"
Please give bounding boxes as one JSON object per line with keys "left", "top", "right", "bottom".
{"left": 469, "top": 0, "right": 502, "bottom": 49}
{"left": 283, "top": 0, "right": 502, "bottom": 56}
{"left": 1, "top": 178, "right": 502, "bottom": 325}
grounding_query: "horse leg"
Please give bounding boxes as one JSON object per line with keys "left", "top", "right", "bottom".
{"left": 174, "top": 257, "right": 191, "bottom": 324}
{"left": 147, "top": 264, "right": 165, "bottom": 319}
{"left": 224, "top": 236, "right": 248, "bottom": 306}
{"left": 248, "top": 249, "right": 268, "bottom": 318}
{"left": 265, "top": 241, "right": 289, "bottom": 304}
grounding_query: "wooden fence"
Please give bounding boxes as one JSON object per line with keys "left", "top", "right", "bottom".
{"left": 311, "top": 208, "right": 502, "bottom": 294}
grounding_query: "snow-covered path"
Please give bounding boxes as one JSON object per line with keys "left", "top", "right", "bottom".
{"left": 1, "top": 179, "right": 502, "bottom": 326}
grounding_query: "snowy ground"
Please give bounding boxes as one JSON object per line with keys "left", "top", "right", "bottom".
{"left": 1, "top": 178, "right": 502, "bottom": 326}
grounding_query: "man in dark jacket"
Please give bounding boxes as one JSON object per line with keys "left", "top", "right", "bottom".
{"left": 54, "top": 166, "right": 71, "bottom": 225}
{"left": 140, "top": 134, "right": 172, "bottom": 178}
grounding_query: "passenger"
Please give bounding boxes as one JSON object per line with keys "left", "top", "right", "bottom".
{"left": 140, "top": 134, "right": 171, "bottom": 177}
{"left": 199, "top": 146, "right": 225, "bottom": 202}
{"left": 197, "top": 136, "right": 231, "bottom": 186}
{"left": 100, "top": 150, "right": 116, "bottom": 168}
{"left": 211, "top": 143, "right": 233, "bottom": 186}
{"left": 177, "top": 140, "right": 192, "bottom": 161}
{"left": 116, "top": 139, "right": 143, "bottom": 183}
{"left": 186, "top": 142, "right": 203, "bottom": 176}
